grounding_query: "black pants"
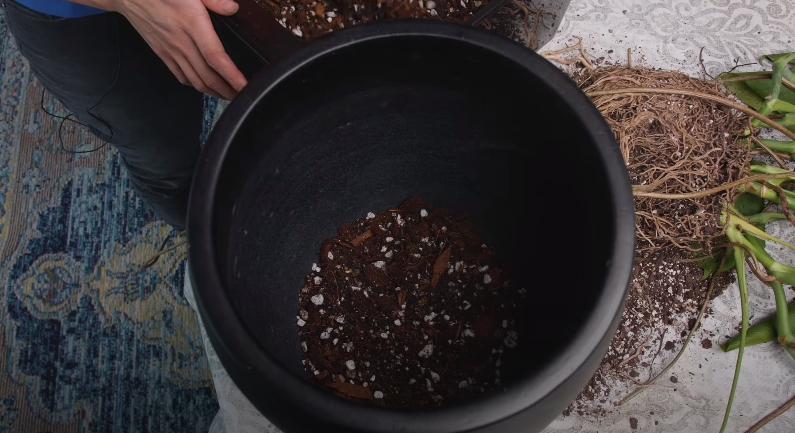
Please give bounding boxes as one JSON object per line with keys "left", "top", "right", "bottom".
{"left": 4, "top": 0, "right": 205, "bottom": 230}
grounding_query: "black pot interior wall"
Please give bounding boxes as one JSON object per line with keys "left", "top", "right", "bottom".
{"left": 211, "top": 34, "right": 615, "bottom": 400}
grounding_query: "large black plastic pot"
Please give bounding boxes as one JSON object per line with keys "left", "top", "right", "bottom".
{"left": 188, "top": 21, "right": 635, "bottom": 433}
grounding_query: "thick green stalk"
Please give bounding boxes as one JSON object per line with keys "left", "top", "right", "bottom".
{"left": 727, "top": 211, "right": 795, "bottom": 251}
{"left": 739, "top": 237, "right": 795, "bottom": 285}
{"left": 721, "top": 219, "right": 795, "bottom": 359}
{"left": 719, "top": 241, "right": 750, "bottom": 433}
{"left": 769, "top": 281, "right": 795, "bottom": 359}
{"left": 722, "top": 301, "right": 795, "bottom": 351}
{"left": 754, "top": 112, "right": 795, "bottom": 131}
{"left": 746, "top": 213, "right": 789, "bottom": 224}
{"left": 747, "top": 164, "right": 795, "bottom": 187}
{"left": 754, "top": 139, "right": 795, "bottom": 155}
{"left": 764, "top": 99, "right": 795, "bottom": 114}
{"left": 778, "top": 113, "right": 795, "bottom": 131}
{"left": 751, "top": 177, "right": 789, "bottom": 188}
{"left": 766, "top": 52, "right": 795, "bottom": 102}
{"left": 738, "top": 182, "right": 795, "bottom": 212}
{"left": 723, "top": 218, "right": 795, "bottom": 284}
{"left": 764, "top": 261, "right": 795, "bottom": 286}
{"left": 751, "top": 53, "right": 795, "bottom": 130}
{"left": 749, "top": 163, "right": 792, "bottom": 175}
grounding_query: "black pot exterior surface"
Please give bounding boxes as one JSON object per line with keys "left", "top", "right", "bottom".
{"left": 189, "top": 21, "right": 635, "bottom": 433}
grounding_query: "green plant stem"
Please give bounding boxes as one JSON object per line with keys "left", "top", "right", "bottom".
{"left": 769, "top": 281, "right": 795, "bottom": 359}
{"left": 750, "top": 137, "right": 789, "bottom": 168}
{"left": 744, "top": 178, "right": 795, "bottom": 195}
{"left": 749, "top": 162, "right": 793, "bottom": 176}
{"left": 778, "top": 113, "right": 795, "bottom": 131}
{"left": 718, "top": 73, "right": 795, "bottom": 93}
{"left": 618, "top": 251, "right": 728, "bottom": 405}
{"left": 721, "top": 303, "right": 795, "bottom": 351}
{"left": 753, "top": 112, "right": 795, "bottom": 130}
{"left": 719, "top": 239, "right": 750, "bottom": 433}
{"left": 727, "top": 211, "right": 795, "bottom": 251}
{"left": 746, "top": 163, "right": 795, "bottom": 188}
{"left": 722, "top": 229, "right": 795, "bottom": 285}
{"left": 752, "top": 54, "right": 795, "bottom": 130}
{"left": 759, "top": 138, "right": 795, "bottom": 149}
{"left": 754, "top": 98, "right": 795, "bottom": 127}
{"left": 746, "top": 213, "right": 789, "bottom": 224}
{"left": 766, "top": 53, "right": 795, "bottom": 101}
{"left": 738, "top": 182, "right": 795, "bottom": 212}
{"left": 767, "top": 99, "right": 795, "bottom": 113}
{"left": 752, "top": 139, "right": 795, "bottom": 155}
{"left": 771, "top": 282, "right": 792, "bottom": 337}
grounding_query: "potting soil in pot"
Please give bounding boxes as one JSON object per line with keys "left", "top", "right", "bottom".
{"left": 297, "top": 198, "right": 527, "bottom": 407}
{"left": 273, "top": 0, "right": 490, "bottom": 41}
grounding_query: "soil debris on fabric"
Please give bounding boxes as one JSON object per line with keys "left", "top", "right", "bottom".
{"left": 478, "top": 0, "right": 556, "bottom": 50}
{"left": 536, "top": 54, "right": 749, "bottom": 418}
{"left": 297, "top": 198, "right": 527, "bottom": 407}
{"left": 273, "top": 0, "right": 490, "bottom": 42}
{"left": 564, "top": 247, "right": 732, "bottom": 416}
{"left": 565, "top": 66, "right": 748, "bottom": 417}
{"left": 576, "top": 66, "right": 751, "bottom": 258}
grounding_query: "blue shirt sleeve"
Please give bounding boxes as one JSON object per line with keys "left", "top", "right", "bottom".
{"left": 14, "top": 0, "right": 106, "bottom": 18}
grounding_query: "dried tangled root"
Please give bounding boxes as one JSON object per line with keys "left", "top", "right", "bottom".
{"left": 576, "top": 67, "right": 751, "bottom": 257}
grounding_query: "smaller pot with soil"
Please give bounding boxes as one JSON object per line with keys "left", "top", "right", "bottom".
{"left": 189, "top": 21, "right": 635, "bottom": 433}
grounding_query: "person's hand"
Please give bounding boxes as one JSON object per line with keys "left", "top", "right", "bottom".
{"left": 113, "top": 0, "right": 248, "bottom": 99}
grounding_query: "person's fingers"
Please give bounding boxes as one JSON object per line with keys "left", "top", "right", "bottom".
{"left": 191, "top": 21, "right": 248, "bottom": 92}
{"left": 174, "top": 55, "right": 227, "bottom": 99}
{"left": 201, "top": 0, "right": 239, "bottom": 16}
{"left": 160, "top": 55, "right": 191, "bottom": 86}
{"left": 118, "top": 1, "right": 245, "bottom": 97}
{"left": 182, "top": 41, "right": 238, "bottom": 99}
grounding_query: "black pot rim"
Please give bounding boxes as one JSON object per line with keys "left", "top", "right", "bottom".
{"left": 188, "top": 20, "right": 635, "bottom": 432}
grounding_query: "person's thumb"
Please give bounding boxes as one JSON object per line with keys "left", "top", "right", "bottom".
{"left": 201, "top": 0, "right": 239, "bottom": 15}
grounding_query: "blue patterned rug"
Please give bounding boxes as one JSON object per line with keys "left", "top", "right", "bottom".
{"left": 0, "top": 8, "right": 220, "bottom": 433}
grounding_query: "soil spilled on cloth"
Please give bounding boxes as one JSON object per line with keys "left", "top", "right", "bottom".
{"left": 565, "top": 247, "right": 733, "bottom": 416}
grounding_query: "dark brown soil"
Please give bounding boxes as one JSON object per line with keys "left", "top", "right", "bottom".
{"left": 564, "top": 247, "right": 733, "bottom": 416}
{"left": 297, "top": 198, "right": 526, "bottom": 407}
{"left": 478, "top": 0, "right": 554, "bottom": 50}
{"left": 273, "top": 0, "right": 490, "bottom": 41}
{"left": 479, "top": 4, "right": 521, "bottom": 41}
